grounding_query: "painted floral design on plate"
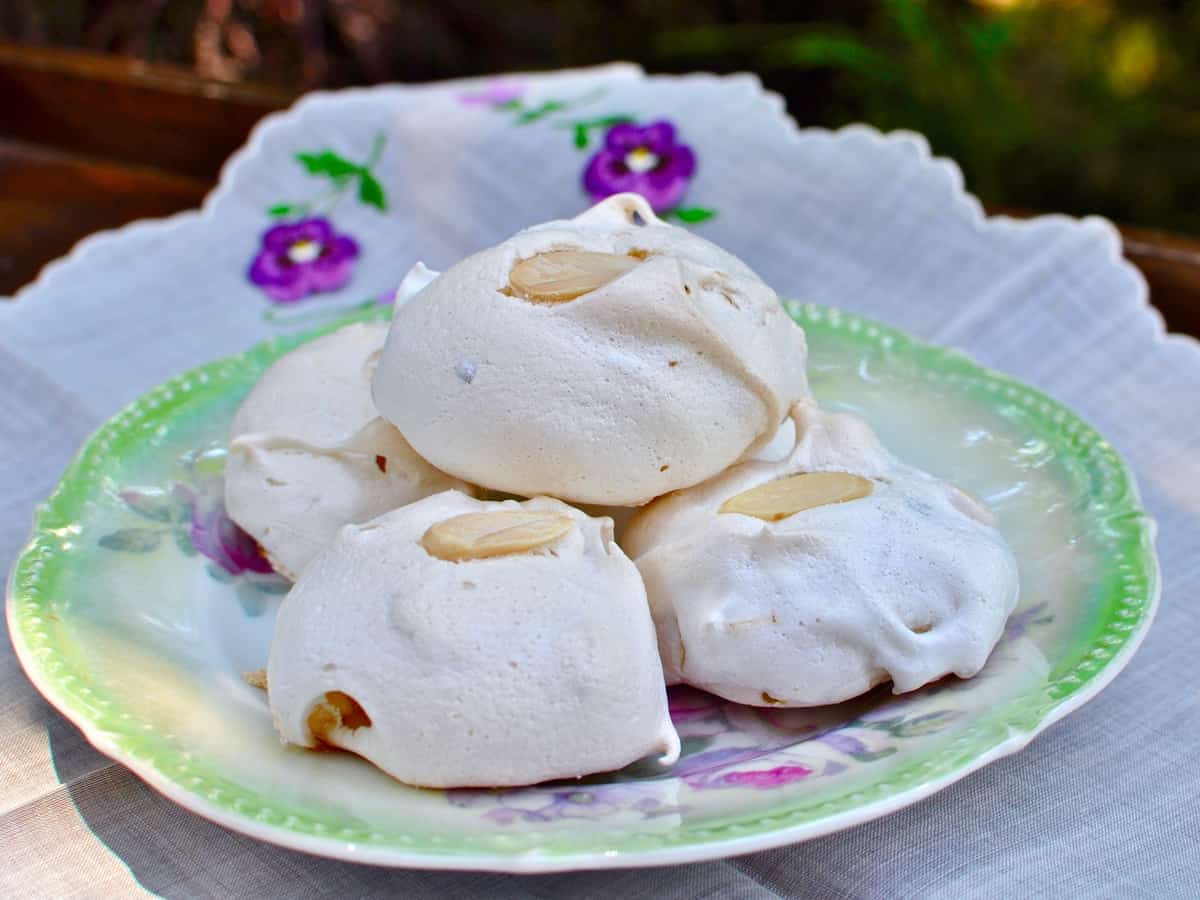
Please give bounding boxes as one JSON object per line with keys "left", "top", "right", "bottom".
{"left": 96, "top": 433, "right": 1053, "bottom": 825}
{"left": 100, "top": 446, "right": 290, "bottom": 615}
{"left": 448, "top": 605, "right": 1052, "bottom": 825}
{"left": 11, "top": 300, "right": 1153, "bottom": 866}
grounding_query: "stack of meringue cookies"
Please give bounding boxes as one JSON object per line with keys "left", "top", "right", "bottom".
{"left": 227, "top": 194, "right": 1020, "bottom": 790}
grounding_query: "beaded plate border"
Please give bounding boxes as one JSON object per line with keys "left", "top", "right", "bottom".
{"left": 6, "top": 303, "right": 1159, "bottom": 872}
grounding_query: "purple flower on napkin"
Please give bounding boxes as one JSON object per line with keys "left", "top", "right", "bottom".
{"left": 458, "top": 79, "right": 526, "bottom": 107}
{"left": 248, "top": 217, "right": 359, "bottom": 303}
{"left": 583, "top": 120, "right": 696, "bottom": 212}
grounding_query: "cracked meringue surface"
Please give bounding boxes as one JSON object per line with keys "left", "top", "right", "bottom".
{"left": 267, "top": 491, "right": 680, "bottom": 788}
{"left": 371, "top": 193, "right": 809, "bottom": 506}
{"left": 224, "top": 322, "right": 470, "bottom": 579}
{"left": 623, "top": 402, "right": 1020, "bottom": 707}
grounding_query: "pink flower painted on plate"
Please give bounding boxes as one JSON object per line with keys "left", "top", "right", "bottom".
{"left": 690, "top": 764, "right": 814, "bottom": 791}
{"left": 583, "top": 120, "right": 696, "bottom": 212}
{"left": 668, "top": 686, "right": 722, "bottom": 722}
{"left": 248, "top": 217, "right": 359, "bottom": 303}
{"left": 458, "top": 79, "right": 525, "bottom": 107}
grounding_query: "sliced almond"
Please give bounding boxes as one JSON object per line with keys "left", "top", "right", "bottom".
{"left": 508, "top": 250, "right": 641, "bottom": 303}
{"left": 421, "top": 510, "right": 574, "bottom": 561}
{"left": 946, "top": 483, "right": 995, "bottom": 526}
{"left": 363, "top": 348, "right": 382, "bottom": 382}
{"left": 243, "top": 669, "right": 268, "bottom": 691}
{"left": 719, "top": 471, "right": 873, "bottom": 522}
{"left": 307, "top": 690, "right": 371, "bottom": 743}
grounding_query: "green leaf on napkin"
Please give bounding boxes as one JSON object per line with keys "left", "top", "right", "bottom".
{"left": 296, "top": 150, "right": 361, "bottom": 182}
{"left": 670, "top": 207, "right": 717, "bottom": 224}
{"left": 358, "top": 171, "right": 388, "bottom": 211}
{"left": 515, "top": 100, "right": 566, "bottom": 125}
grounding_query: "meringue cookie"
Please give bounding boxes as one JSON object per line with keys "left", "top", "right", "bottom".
{"left": 372, "top": 193, "right": 809, "bottom": 505}
{"left": 267, "top": 491, "right": 680, "bottom": 787}
{"left": 623, "top": 402, "right": 1020, "bottom": 707}
{"left": 225, "top": 322, "right": 470, "bottom": 579}
{"left": 393, "top": 261, "right": 440, "bottom": 308}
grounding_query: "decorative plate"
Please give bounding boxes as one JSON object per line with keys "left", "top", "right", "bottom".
{"left": 7, "top": 295, "right": 1157, "bottom": 871}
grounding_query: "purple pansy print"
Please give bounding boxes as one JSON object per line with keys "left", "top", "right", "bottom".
{"left": 251, "top": 135, "right": 387, "bottom": 310}
{"left": 248, "top": 217, "right": 360, "bottom": 303}
{"left": 583, "top": 120, "right": 696, "bottom": 212}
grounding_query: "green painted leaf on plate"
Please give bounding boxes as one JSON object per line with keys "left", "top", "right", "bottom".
{"left": 119, "top": 489, "right": 176, "bottom": 523}
{"left": 173, "top": 527, "right": 197, "bottom": 557}
{"left": 251, "top": 577, "right": 291, "bottom": 595}
{"left": 206, "top": 562, "right": 236, "bottom": 584}
{"left": 98, "top": 528, "right": 162, "bottom": 553}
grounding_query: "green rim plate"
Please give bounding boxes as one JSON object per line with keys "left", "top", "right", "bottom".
{"left": 6, "top": 302, "right": 1159, "bottom": 872}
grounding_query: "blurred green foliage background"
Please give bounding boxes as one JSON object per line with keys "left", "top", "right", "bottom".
{"left": 4, "top": 1, "right": 1198, "bottom": 233}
